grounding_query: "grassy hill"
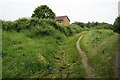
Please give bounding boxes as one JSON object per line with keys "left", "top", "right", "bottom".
{"left": 1, "top": 18, "right": 119, "bottom": 78}
{"left": 2, "top": 18, "right": 85, "bottom": 78}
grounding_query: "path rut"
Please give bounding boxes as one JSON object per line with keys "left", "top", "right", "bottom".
{"left": 76, "top": 35, "right": 96, "bottom": 78}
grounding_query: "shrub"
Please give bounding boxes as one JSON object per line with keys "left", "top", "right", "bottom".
{"left": 2, "top": 17, "right": 84, "bottom": 37}
{"left": 2, "top": 18, "right": 30, "bottom": 32}
{"left": 2, "top": 21, "right": 14, "bottom": 31}
{"left": 29, "top": 18, "right": 69, "bottom": 36}
{"left": 13, "top": 18, "right": 30, "bottom": 32}
{"left": 112, "top": 17, "right": 120, "bottom": 33}
{"left": 29, "top": 17, "right": 42, "bottom": 27}
{"left": 72, "top": 21, "right": 86, "bottom": 28}
{"left": 61, "top": 24, "right": 83, "bottom": 36}
{"left": 31, "top": 25, "right": 56, "bottom": 36}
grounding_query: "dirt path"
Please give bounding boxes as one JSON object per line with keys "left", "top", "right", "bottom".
{"left": 76, "top": 35, "right": 96, "bottom": 78}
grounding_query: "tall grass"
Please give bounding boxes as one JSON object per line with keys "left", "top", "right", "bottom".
{"left": 41, "top": 32, "right": 86, "bottom": 78}
{"left": 2, "top": 30, "right": 66, "bottom": 78}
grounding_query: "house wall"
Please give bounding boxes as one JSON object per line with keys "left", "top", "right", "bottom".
{"left": 56, "top": 17, "right": 70, "bottom": 25}
{"left": 63, "top": 17, "right": 70, "bottom": 25}
{"left": 57, "top": 20, "right": 64, "bottom": 24}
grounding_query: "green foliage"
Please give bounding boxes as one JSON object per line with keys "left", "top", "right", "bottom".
{"left": 13, "top": 18, "right": 30, "bottom": 32}
{"left": 2, "top": 17, "right": 84, "bottom": 37}
{"left": 2, "top": 18, "right": 30, "bottom": 32}
{"left": 28, "top": 18, "right": 83, "bottom": 37}
{"left": 112, "top": 17, "right": 120, "bottom": 33}
{"left": 32, "top": 25, "right": 59, "bottom": 37}
{"left": 92, "top": 24, "right": 112, "bottom": 29}
{"left": 65, "top": 24, "right": 83, "bottom": 36}
{"left": 2, "top": 21, "right": 14, "bottom": 31}
{"left": 32, "top": 5, "right": 56, "bottom": 19}
{"left": 72, "top": 22, "right": 86, "bottom": 28}
{"left": 91, "top": 23, "right": 112, "bottom": 29}
{"left": 73, "top": 21, "right": 112, "bottom": 29}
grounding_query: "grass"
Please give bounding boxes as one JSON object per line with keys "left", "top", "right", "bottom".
{"left": 2, "top": 30, "right": 86, "bottom": 78}
{"left": 2, "top": 24, "right": 119, "bottom": 78}
{"left": 2, "top": 30, "right": 65, "bottom": 78}
{"left": 43, "top": 32, "right": 86, "bottom": 78}
{"left": 80, "top": 30, "right": 118, "bottom": 78}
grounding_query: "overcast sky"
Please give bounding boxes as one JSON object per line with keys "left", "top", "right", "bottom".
{"left": 0, "top": 0, "right": 119, "bottom": 24}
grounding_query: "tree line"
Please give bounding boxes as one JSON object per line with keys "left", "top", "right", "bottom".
{"left": 1, "top": 5, "right": 120, "bottom": 34}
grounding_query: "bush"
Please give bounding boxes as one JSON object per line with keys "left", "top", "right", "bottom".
{"left": 31, "top": 25, "right": 56, "bottom": 36}
{"left": 72, "top": 22, "right": 86, "bottom": 28}
{"left": 29, "top": 17, "right": 42, "bottom": 27}
{"left": 13, "top": 18, "right": 30, "bottom": 32}
{"left": 2, "top": 17, "right": 84, "bottom": 37}
{"left": 63, "top": 24, "right": 83, "bottom": 36}
{"left": 39, "top": 19, "right": 68, "bottom": 35}
{"left": 2, "top": 18, "right": 30, "bottom": 32}
{"left": 72, "top": 21, "right": 112, "bottom": 29}
{"left": 112, "top": 17, "right": 120, "bottom": 33}
{"left": 69, "top": 24, "right": 83, "bottom": 33}
{"left": 29, "top": 18, "right": 70, "bottom": 36}
{"left": 2, "top": 21, "right": 14, "bottom": 31}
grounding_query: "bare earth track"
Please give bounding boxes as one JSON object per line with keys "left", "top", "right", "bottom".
{"left": 76, "top": 35, "right": 96, "bottom": 78}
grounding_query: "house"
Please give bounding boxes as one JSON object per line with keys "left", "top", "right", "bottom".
{"left": 56, "top": 16, "right": 70, "bottom": 25}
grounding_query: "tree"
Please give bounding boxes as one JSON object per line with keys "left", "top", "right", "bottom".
{"left": 112, "top": 17, "right": 120, "bottom": 33}
{"left": 72, "top": 22, "right": 86, "bottom": 28}
{"left": 31, "top": 5, "right": 56, "bottom": 19}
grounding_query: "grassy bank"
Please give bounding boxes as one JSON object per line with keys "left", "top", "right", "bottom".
{"left": 2, "top": 18, "right": 84, "bottom": 78}
{"left": 2, "top": 30, "right": 64, "bottom": 78}
{"left": 80, "top": 30, "right": 118, "bottom": 78}
{"left": 2, "top": 30, "right": 86, "bottom": 78}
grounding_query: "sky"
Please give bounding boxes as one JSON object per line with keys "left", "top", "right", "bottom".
{"left": 0, "top": 0, "right": 119, "bottom": 24}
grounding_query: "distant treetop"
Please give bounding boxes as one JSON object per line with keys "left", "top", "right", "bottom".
{"left": 31, "top": 5, "right": 56, "bottom": 19}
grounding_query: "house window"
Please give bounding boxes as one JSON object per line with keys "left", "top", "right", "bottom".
{"left": 57, "top": 20, "right": 63, "bottom": 24}
{"left": 59, "top": 21, "right": 63, "bottom": 23}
